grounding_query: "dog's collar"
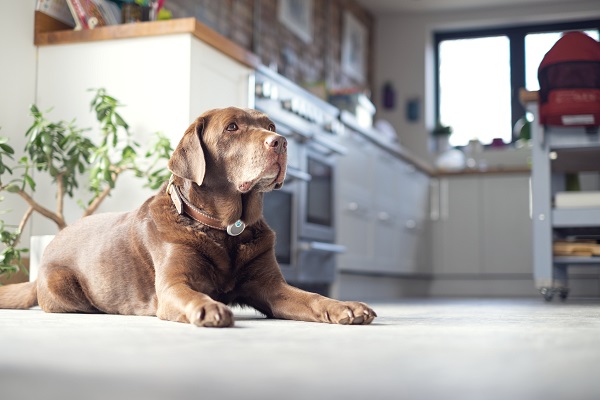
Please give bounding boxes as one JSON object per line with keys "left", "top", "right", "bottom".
{"left": 166, "top": 176, "right": 246, "bottom": 236}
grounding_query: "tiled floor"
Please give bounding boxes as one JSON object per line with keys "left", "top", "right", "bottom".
{"left": 2, "top": 298, "right": 600, "bottom": 400}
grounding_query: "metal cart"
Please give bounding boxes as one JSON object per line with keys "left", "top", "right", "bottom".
{"left": 529, "top": 102, "right": 600, "bottom": 301}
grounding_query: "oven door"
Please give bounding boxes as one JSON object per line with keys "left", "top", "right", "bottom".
{"left": 263, "top": 180, "right": 297, "bottom": 282}
{"left": 299, "top": 142, "right": 338, "bottom": 242}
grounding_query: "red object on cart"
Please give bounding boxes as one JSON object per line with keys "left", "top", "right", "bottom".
{"left": 538, "top": 31, "right": 600, "bottom": 127}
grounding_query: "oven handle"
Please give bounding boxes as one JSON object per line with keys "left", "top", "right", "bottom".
{"left": 299, "top": 241, "right": 347, "bottom": 254}
{"left": 311, "top": 137, "right": 347, "bottom": 156}
{"left": 285, "top": 167, "right": 312, "bottom": 182}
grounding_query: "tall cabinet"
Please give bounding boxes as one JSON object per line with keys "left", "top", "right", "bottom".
{"left": 529, "top": 102, "right": 600, "bottom": 300}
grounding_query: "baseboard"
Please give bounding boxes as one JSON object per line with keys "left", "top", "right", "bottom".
{"left": 334, "top": 270, "right": 600, "bottom": 300}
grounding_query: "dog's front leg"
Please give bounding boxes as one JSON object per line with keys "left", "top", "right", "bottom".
{"left": 155, "top": 280, "right": 234, "bottom": 327}
{"left": 256, "top": 282, "right": 377, "bottom": 325}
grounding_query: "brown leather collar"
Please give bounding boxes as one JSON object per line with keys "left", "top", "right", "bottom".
{"left": 166, "top": 176, "right": 246, "bottom": 236}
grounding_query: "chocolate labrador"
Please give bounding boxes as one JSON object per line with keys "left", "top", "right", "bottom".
{"left": 0, "top": 107, "right": 376, "bottom": 327}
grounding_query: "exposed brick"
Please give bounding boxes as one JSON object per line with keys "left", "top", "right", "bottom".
{"left": 168, "top": 0, "right": 374, "bottom": 93}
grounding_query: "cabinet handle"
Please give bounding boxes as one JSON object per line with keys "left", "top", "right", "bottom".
{"left": 440, "top": 178, "right": 449, "bottom": 220}
{"left": 285, "top": 167, "right": 312, "bottom": 182}
{"left": 405, "top": 219, "right": 417, "bottom": 230}
{"left": 377, "top": 211, "right": 390, "bottom": 222}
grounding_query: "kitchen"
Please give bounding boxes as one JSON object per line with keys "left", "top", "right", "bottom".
{"left": 1, "top": 1, "right": 600, "bottom": 399}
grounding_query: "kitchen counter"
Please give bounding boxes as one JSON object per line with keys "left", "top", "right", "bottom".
{"left": 33, "top": 12, "right": 532, "bottom": 180}
{"left": 2, "top": 299, "right": 600, "bottom": 400}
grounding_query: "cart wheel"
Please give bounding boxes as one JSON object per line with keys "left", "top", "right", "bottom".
{"left": 558, "top": 288, "right": 569, "bottom": 301}
{"left": 540, "top": 287, "right": 554, "bottom": 302}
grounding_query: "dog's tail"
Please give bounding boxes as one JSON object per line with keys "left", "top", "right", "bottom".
{"left": 0, "top": 281, "right": 38, "bottom": 309}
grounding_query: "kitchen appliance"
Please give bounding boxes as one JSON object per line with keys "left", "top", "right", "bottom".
{"left": 254, "top": 66, "right": 346, "bottom": 295}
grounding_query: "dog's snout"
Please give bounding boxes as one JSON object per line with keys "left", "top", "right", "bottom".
{"left": 265, "top": 135, "right": 287, "bottom": 154}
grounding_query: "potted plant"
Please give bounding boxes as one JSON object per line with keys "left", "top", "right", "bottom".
{"left": 432, "top": 121, "right": 453, "bottom": 153}
{"left": 0, "top": 89, "right": 172, "bottom": 281}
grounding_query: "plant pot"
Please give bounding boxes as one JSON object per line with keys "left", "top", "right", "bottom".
{"left": 29, "top": 235, "right": 55, "bottom": 282}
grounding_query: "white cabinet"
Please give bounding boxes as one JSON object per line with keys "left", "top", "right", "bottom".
{"left": 336, "top": 128, "right": 429, "bottom": 275}
{"left": 33, "top": 30, "right": 253, "bottom": 234}
{"left": 432, "top": 173, "right": 532, "bottom": 276}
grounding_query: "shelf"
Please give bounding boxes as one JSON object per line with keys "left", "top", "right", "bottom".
{"left": 547, "top": 127, "right": 600, "bottom": 150}
{"left": 552, "top": 208, "right": 600, "bottom": 228}
{"left": 552, "top": 147, "right": 600, "bottom": 172}
{"left": 554, "top": 256, "right": 600, "bottom": 265}
{"left": 33, "top": 11, "right": 260, "bottom": 69}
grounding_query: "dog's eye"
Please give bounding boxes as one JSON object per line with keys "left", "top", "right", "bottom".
{"left": 268, "top": 124, "right": 276, "bottom": 132}
{"left": 226, "top": 123, "right": 238, "bottom": 132}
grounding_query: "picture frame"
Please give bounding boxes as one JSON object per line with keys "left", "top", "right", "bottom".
{"left": 341, "top": 11, "right": 368, "bottom": 83}
{"left": 278, "top": 0, "right": 313, "bottom": 44}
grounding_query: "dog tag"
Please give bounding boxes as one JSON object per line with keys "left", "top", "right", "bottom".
{"left": 226, "top": 220, "right": 245, "bottom": 236}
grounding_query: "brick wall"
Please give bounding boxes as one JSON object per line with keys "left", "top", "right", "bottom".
{"left": 168, "top": 0, "right": 374, "bottom": 94}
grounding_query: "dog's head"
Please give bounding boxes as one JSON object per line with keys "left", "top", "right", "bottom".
{"left": 168, "top": 107, "right": 287, "bottom": 193}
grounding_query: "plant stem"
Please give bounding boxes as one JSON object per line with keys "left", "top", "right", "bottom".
{"left": 14, "top": 206, "right": 34, "bottom": 248}
{"left": 56, "top": 173, "right": 64, "bottom": 222}
{"left": 17, "top": 189, "right": 66, "bottom": 230}
{"left": 82, "top": 167, "right": 122, "bottom": 217}
{"left": 83, "top": 185, "right": 111, "bottom": 217}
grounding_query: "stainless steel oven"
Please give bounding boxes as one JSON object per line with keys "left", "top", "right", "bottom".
{"left": 255, "top": 66, "right": 345, "bottom": 295}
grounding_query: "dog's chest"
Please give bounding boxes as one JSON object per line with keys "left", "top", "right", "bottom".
{"left": 188, "top": 238, "right": 264, "bottom": 298}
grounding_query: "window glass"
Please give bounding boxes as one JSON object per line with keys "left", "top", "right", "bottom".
{"left": 438, "top": 36, "right": 511, "bottom": 146}
{"left": 525, "top": 30, "right": 600, "bottom": 91}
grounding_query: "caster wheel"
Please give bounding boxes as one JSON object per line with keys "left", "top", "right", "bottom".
{"left": 540, "top": 287, "right": 554, "bottom": 302}
{"left": 559, "top": 289, "right": 569, "bottom": 301}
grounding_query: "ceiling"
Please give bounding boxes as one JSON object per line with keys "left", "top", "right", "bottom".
{"left": 354, "top": 0, "right": 575, "bottom": 14}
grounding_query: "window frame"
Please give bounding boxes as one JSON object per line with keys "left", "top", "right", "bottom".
{"left": 434, "top": 19, "right": 600, "bottom": 145}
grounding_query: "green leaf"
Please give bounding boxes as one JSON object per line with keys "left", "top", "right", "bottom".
{"left": 114, "top": 113, "right": 129, "bottom": 129}
{"left": 0, "top": 143, "right": 15, "bottom": 155}
{"left": 5, "top": 185, "right": 19, "bottom": 193}
{"left": 24, "top": 174, "right": 36, "bottom": 191}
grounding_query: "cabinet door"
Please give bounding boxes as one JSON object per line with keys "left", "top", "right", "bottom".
{"left": 336, "top": 186, "right": 373, "bottom": 272}
{"left": 337, "top": 131, "right": 374, "bottom": 192}
{"left": 373, "top": 150, "right": 402, "bottom": 209}
{"left": 398, "top": 164, "right": 429, "bottom": 223}
{"left": 372, "top": 206, "right": 402, "bottom": 273}
{"left": 432, "top": 176, "right": 481, "bottom": 274}
{"left": 481, "top": 174, "right": 532, "bottom": 274}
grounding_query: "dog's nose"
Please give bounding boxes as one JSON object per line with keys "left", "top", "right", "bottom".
{"left": 265, "top": 135, "right": 287, "bottom": 154}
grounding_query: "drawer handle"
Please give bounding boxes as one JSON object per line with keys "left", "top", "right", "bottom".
{"left": 299, "top": 241, "right": 346, "bottom": 254}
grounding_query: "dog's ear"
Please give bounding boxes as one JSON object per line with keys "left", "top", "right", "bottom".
{"left": 168, "top": 117, "right": 206, "bottom": 185}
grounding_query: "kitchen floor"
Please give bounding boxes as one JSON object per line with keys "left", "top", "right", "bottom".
{"left": 2, "top": 298, "right": 600, "bottom": 400}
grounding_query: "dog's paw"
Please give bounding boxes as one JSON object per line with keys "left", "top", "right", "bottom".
{"left": 191, "top": 302, "right": 234, "bottom": 328}
{"left": 325, "top": 301, "right": 377, "bottom": 325}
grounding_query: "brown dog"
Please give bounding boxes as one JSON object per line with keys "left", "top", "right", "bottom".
{"left": 0, "top": 107, "right": 376, "bottom": 327}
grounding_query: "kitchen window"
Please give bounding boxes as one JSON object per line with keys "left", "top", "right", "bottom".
{"left": 434, "top": 19, "right": 600, "bottom": 147}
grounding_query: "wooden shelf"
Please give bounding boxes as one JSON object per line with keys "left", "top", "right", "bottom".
{"left": 33, "top": 11, "right": 260, "bottom": 69}
{"left": 519, "top": 88, "right": 539, "bottom": 105}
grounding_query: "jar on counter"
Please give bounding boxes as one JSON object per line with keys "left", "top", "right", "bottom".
{"left": 122, "top": 1, "right": 142, "bottom": 23}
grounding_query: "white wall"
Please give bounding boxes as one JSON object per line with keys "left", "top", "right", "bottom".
{"left": 372, "top": 1, "right": 600, "bottom": 163}
{"left": 0, "top": 0, "right": 37, "bottom": 244}
{"left": 0, "top": 2, "right": 252, "bottom": 253}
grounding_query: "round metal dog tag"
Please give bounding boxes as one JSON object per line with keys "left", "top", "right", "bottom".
{"left": 226, "top": 220, "right": 246, "bottom": 236}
